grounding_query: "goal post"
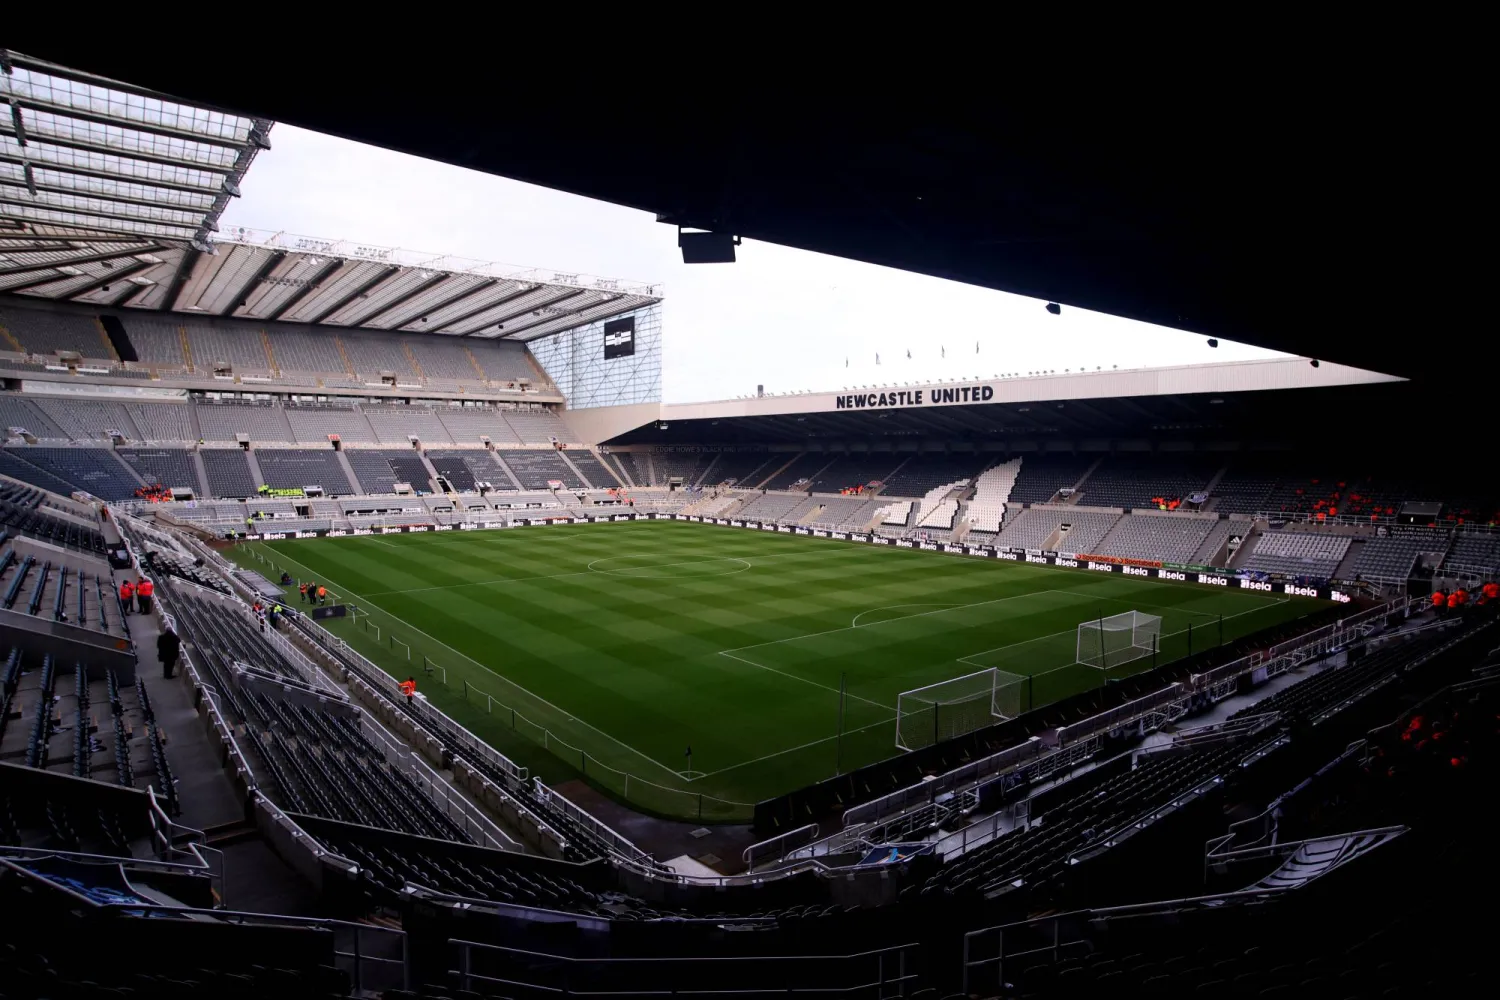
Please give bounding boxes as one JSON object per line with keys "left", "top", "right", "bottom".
{"left": 1076, "top": 610, "right": 1162, "bottom": 670}
{"left": 895, "top": 667, "right": 1028, "bottom": 751}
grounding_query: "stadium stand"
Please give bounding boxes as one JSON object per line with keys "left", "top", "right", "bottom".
{"left": 195, "top": 402, "right": 293, "bottom": 443}
{"left": 434, "top": 405, "right": 521, "bottom": 444}
{"left": 966, "top": 458, "right": 1021, "bottom": 534}
{"left": 262, "top": 324, "right": 349, "bottom": 374}
{"left": 386, "top": 456, "right": 433, "bottom": 491}
{"left": 363, "top": 405, "right": 453, "bottom": 445}
{"left": 182, "top": 320, "right": 273, "bottom": 370}
{"left": 1078, "top": 454, "right": 1220, "bottom": 508}
{"left": 806, "top": 453, "right": 901, "bottom": 492}
{"left": 610, "top": 451, "right": 645, "bottom": 486}
{"left": 736, "top": 492, "right": 813, "bottom": 522}
{"left": 118, "top": 315, "right": 188, "bottom": 365}
{"left": 283, "top": 404, "right": 377, "bottom": 445}
{"left": 31, "top": 399, "right": 140, "bottom": 442}
{"left": 343, "top": 450, "right": 405, "bottom": 494}
{"left": 425, "top": 450, "right": 502, "bottom": 488}
{"left": 468, "top": 339, "right": 536, "bottom": 382}
{"left": 1239, "top": 531, "right": 1352, "bottom": 577}
{"left": 1003, "top": 453, "right": 1095, "bottom": 504}
{"left": 117, "top": 449, "right": 200, "bottom": 491}
{"left": 877, "top": 453, "right": 981, "bottom": 498}
{"left": 565, "top": 449, "right": 617, "bottom": 487}
{"left": 504, "top": 409, "right": 571, "bottom": 444}
{"left": 126, "top": 402, "right": 197, "bottom": 442}
{"left": 651, "top": 452, "right": 712, "bottom": 486}
{"left": 2, "top": 448, "right": 139, "bottom": 501}
{"left": 254, "top": 450, "right": 356, "bottom": 494}
{"left": 497, "top": 450, "right": 583, "bottom": 489}
{"left": 1442, "top": 531, "right": 1500, "bottom": 576}
{"left": 340, "top": 331, "right": 418, "bottom": 378}
{"left": 200, "top": 449, "right": 257, "bottom": 497}
{"left": 427, "top": 454, "right": 477, "bottom": 492}
{"left": 0, "top": 305, "right": 108, "bottom": 356}
{"left": 1092, "top": 512, "right": 1220, "bottom": 563}
{"left": 995, "top": 507, "right": 1120, "bottom": 552}
{"left": 761, "top": 453, "right": 824, "bottom": 491}
{"left": 404, "top": 336, "right": 482, "bottom": 380}
{"left": 0, "top": 396, "right": 67, "bottom": 439}
{"left": 0, "top": 450, "right": 81, "bottom": 496}
{"left": 701, "top": 451, "right": 773, "bottom": 487}
{"left": 1344, "top": 533, "right": 1441, "bottom": 583}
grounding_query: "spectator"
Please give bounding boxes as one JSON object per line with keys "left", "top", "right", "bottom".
{"left": 157, "top": 627, "right": 180, "bottom": 679}
{"left": 135, "top": 577, "right": 154, "bottom": 614}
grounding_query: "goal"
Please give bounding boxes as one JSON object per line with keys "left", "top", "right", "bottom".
{"left": 895, "top": 667, "right": 1027, "bottom": 751}
{"left": 1076, "top": 610, "right": 1161, "bottom": 670}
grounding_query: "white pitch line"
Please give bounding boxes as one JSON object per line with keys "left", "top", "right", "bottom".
{"left": 685, "top": 717, "right": 895, "bottom": 782}
{"left": 717, "top": 649, "right": 898, "bottom": 713}
{"left": 363, "top": 547, "right": 857, "bottom": 597}
{"left": 720, "top": 589, "right": 1072, "bottom": 656}
{"left": 850, "top": 603, "right": 958, "bottom": 629}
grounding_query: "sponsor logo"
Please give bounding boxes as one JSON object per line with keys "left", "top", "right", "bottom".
{"left": 1198, "top": 574, "right": 1227, "bottom": 586}
{"left": 411, "top": 526, "right": 430, "bottom": 532}
{"left": 1159, "top": 570, "right": 1187, "bottom": 581}
{"left": 1088, "top": 561, "right": 1114, "bottom": 572}
{"left": 353, "top": 529, "right": 373, "bottom": 536}
{"left": 999, "top": 550, "right": 1019, "bottom": 560}
{"left": 1123, "top": 565, "right": 1150, "bottom": 577}
{"left": 1055, "top": 558, "right": 1078, "bottom": 568}
{"left": 1025, "top": 555, "right": 1048, "bottom": 564}
{"left": 434, "top": 525, "right": 453, "bottom": 532}
{"left": 328, "top": 529, "right": 348, "bottom": 537}
{"left": 263, "top": 532, "right": 286, "bottom": 540}
{"left": 1331, "top": 590, "right": 1353, "bottom": 603}
{"left": 295, "top": 531, "right": 318, "bottom": 539}
{"left": 920, "top": 542, "right": 938, "bottom": 551}
{"left": 1283, "top": 584, "right": 1318, "bottom": 597}
{"left": 1240, "top": 579, "right": 1273, "bottom": 592}
{"left": 459, "top": 523, "right": 477, "bottom": 530}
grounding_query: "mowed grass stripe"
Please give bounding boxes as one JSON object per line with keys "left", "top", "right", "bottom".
{"left": 243, "top": 520, "right": 1317, "bottom": 814}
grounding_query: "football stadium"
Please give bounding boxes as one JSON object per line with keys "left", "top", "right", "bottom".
{"left": 0, "top": 45, "right": 1494, "bottom": 999}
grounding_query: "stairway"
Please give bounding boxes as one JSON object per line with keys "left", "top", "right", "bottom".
{"left": 334, "top": 449, "right": 364, "bottom": 493}
{"left": 556, "top": 451, "right": 594, "bottom": 488}
{"left": 190, "top": 449, "right": 212, "bottom": 498}
{"left": 486, "top": 452, "right": 525, "bottom": 490}
{"left": 243, "top": 449, "right": 266, "bottom": 489}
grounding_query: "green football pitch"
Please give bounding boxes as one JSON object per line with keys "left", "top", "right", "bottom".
{"left": 232, "top": 519, "right": 1318, "bottom": 821}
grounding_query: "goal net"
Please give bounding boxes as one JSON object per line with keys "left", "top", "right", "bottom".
{"left": 895, "top": 668, "right": 1027, "bottom": 751}
{"left": 1076, "top": 610, "right": 1161, "bottom": 670}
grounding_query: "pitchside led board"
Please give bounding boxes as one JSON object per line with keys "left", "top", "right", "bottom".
{"left": 603, "top": 316, "right": 636, "bottom": 359}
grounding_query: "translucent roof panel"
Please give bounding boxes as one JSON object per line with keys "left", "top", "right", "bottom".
{"left": 0, "top": 51, "right": 269, "bottom": 256}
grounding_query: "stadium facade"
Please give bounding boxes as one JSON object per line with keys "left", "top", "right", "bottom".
{"left": 1, "top": 50, "right": 1496, "bottom": 999}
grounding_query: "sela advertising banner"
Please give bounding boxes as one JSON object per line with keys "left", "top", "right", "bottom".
{"left": 603, "top": 316, "right": 636, "bottom": 359}
{"left": 238, "top": 513, "right": 1352, "bottom": 602}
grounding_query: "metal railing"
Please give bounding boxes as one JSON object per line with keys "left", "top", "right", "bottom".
{"left": 450, "top": 937, "right": 920, "bottom": 998}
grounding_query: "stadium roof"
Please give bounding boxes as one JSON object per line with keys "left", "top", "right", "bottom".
{"left": 0, "top": 52, "right": 659, "bottom": 340}
{"left": 0, "top": 51, "right": 268, "bottom": 267}
{"left": 34, "top": 37, "right": 1480, "bottom": 389}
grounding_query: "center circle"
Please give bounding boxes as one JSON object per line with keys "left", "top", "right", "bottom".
{"left": 587, "top": 555, "right": 753, "bottom": 579}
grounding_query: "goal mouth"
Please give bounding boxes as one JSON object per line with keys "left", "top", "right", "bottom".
{"left": 1076, "top": 610, "right": 1162, "bottom": 670}
{"left": 895, "top": 667, "right": 1029, "bottom": 752}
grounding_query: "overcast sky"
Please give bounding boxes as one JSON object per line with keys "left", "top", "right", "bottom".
{"left": 221, "top": 126, "right": 1289, "bottom": 404}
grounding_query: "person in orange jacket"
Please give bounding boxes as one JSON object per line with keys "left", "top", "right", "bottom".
{"left": 399, "top": 677, "right": 417, "bottom": 705}
{"left": 135, "top": 577, "right": 154, "bottom": 614}
{"left": 118, "top": 579, "right": 135, "bottom": 616}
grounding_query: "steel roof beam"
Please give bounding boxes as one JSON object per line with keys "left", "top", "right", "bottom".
{"left": 0, "top": 243, "right": 164, "bottom": 278}
{"left": 377, "top": 278, "right": 500, "bottom": 329}
{"left": 264, "top": 257, "right": 342, "bottom": 322}
{"left": 461, "top": 288, "right": 586, "bottom": 337}
{"left": 0, "top": 125, "right": 238, "bottom": 175}
{"left": 0, "top": 174, "right": 211, "bottom": 212}
{"left": 60, "top": 259, "right": 155, "bottom": 300}
{"left": 3, "top": 95, "right": 253, "bottom": 152}
{"left": 0, "top": 193, "right": 200, "bottom": 234}
{"left": 158, "top": 247, "right": 199, "bottom": 312}
{"left": 340, "top": 270, "right": 451, "bottom": 327}
{"left": 221, "top": 250, "right": 286, "bottom": 316}
{"left": 307, "top": 265, "right": 401, "bottom": 325}
{"left": 0, "top": 152, "right": 227, "bottom": 196}
{"left": 435, "top": 284, "right": 544, "bottom": 333}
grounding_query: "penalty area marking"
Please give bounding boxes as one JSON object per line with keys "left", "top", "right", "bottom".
{"left": 851, "top": 604, "right": 958, "bottom": 628}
